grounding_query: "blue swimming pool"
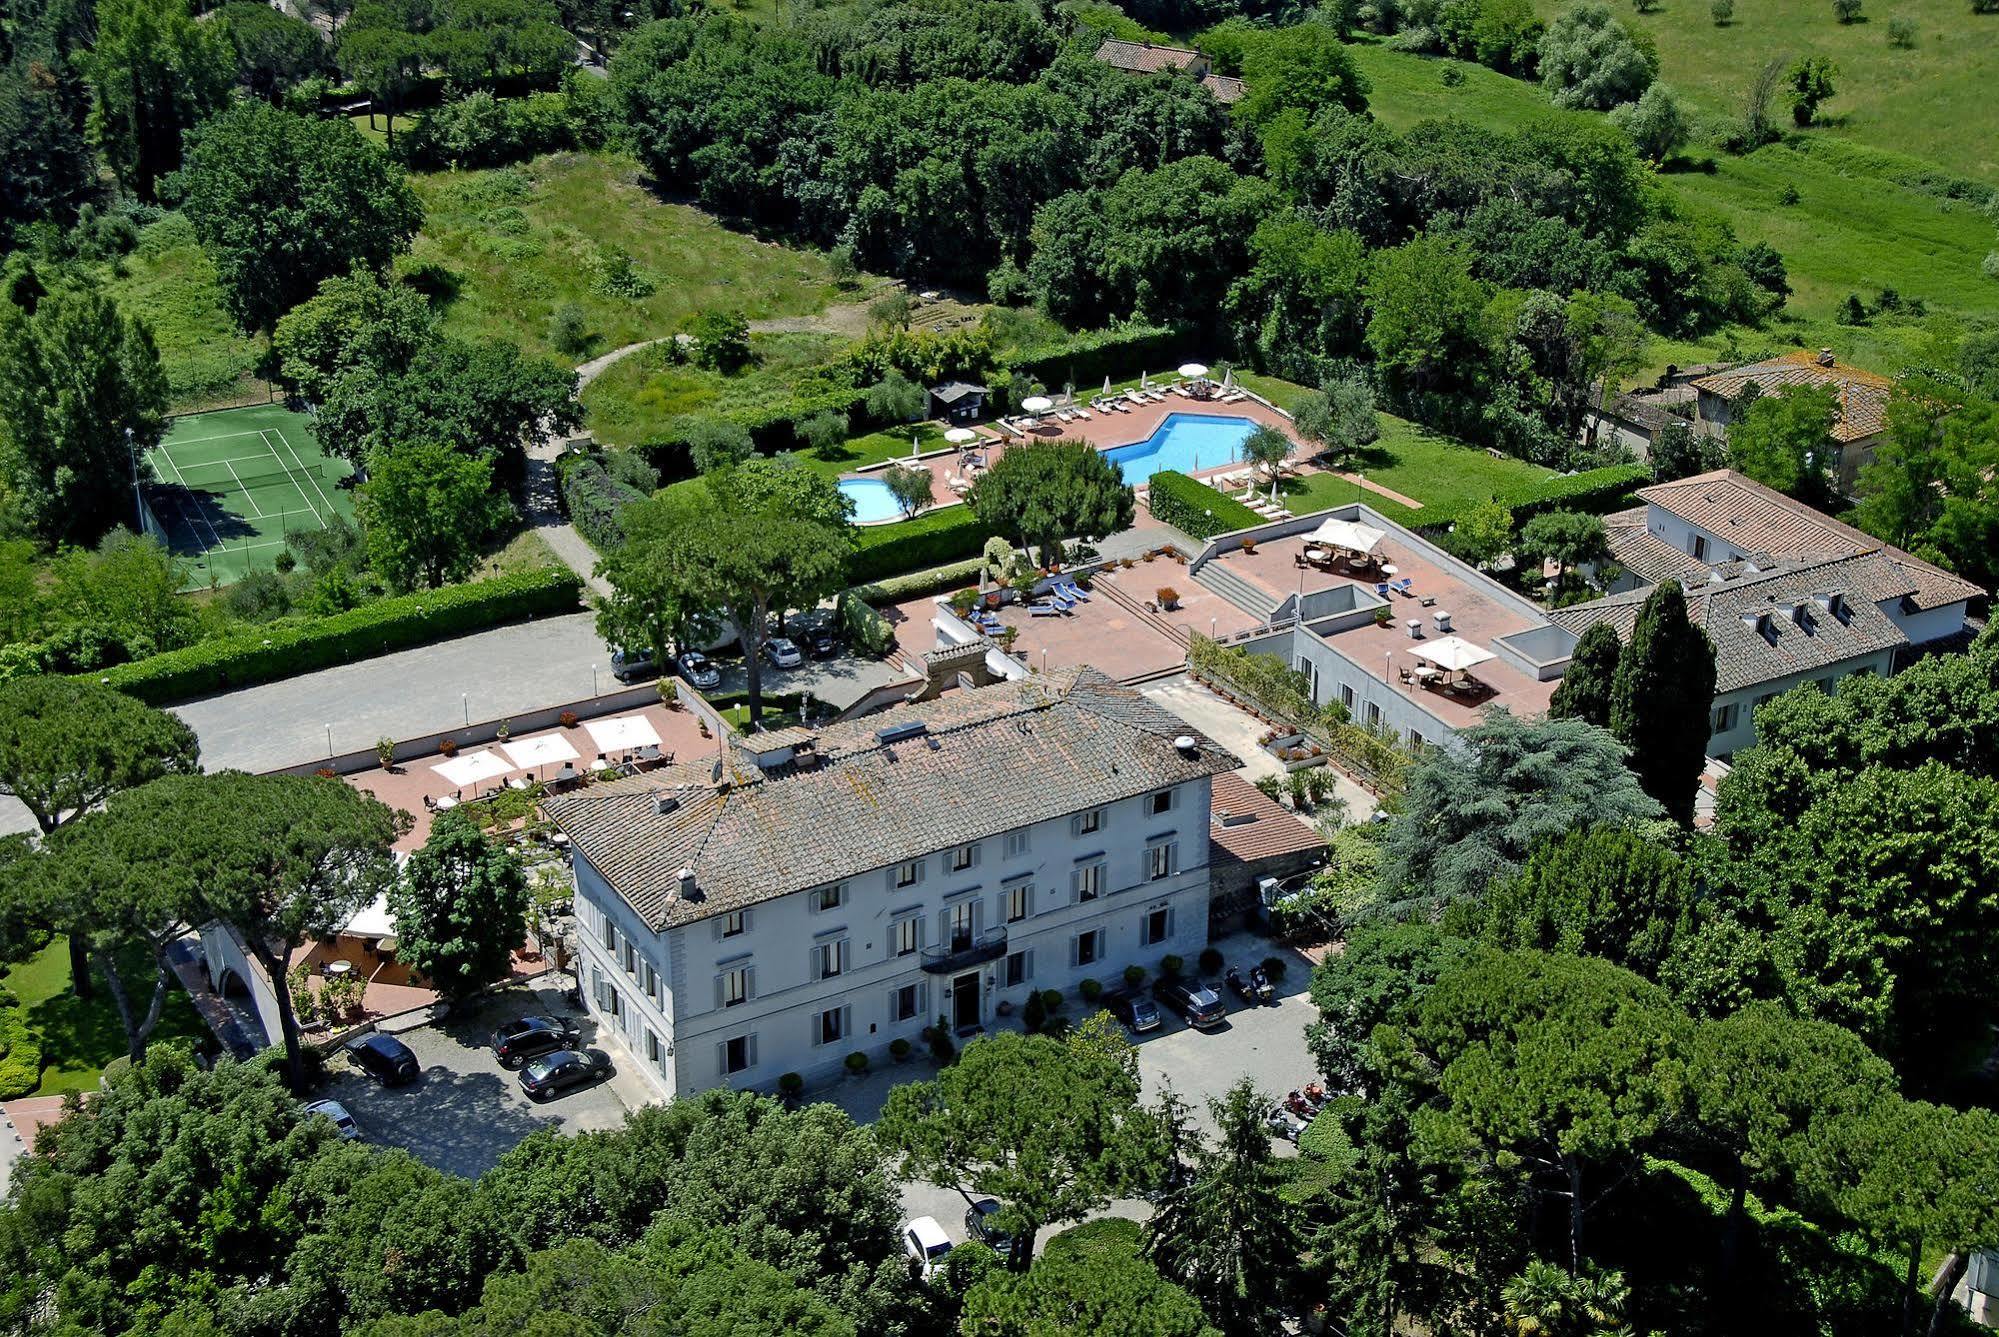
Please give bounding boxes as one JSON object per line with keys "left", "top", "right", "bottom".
{"left": 839, "top": 476, "right": 910, "bottom": 524}
{"left": 1103, "top": 413, "right": 1261, "bottom": 485}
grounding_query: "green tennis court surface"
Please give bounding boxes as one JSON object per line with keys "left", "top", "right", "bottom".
{"left": 143, "top": 402, "right": 356, "bottom": 588}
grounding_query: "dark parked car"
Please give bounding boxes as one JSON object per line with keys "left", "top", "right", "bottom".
{"left": 675, "top": 650, "right": 721, "bottom": 690}
{"left": 490, "top": 1015, "right": 581, "bottom": 1068}
{"left": 964, "top": 1198, "right": 1019, "bottom": 1264}
{"left": 1153, "top": 978, "right": 1227, "bottom": 1030}
{"left": 348, "top": 1033, "right": 420, "bottom": 1086}
{"left": 609, "top": 646, "right": 657, "bottom": 683}
{"left": 519, "top": 1048, "right": 612, "bottom": 1101}
{"left": 1101, "top": 987, "right": 1162, "bottom": 1034}
{"left": 806, "top": 628, "right": 840, "bottom": 660}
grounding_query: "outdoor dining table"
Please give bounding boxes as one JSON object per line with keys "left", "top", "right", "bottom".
{"left": 434, "top": 794, "right": 459, "bottom": 810}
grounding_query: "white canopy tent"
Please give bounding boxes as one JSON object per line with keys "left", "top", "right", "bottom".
{"left": 1177, "top": 362, "right": 1209, "bottom": 379}
{"left": 432, "top": 749, "right": 513, "bottom": 788}
{"left": 502, "top": 733, "right": 581, "bottom": 772}
{"left": 1410, "top": 636, "right": 1495, "bottom": 673}
{"left": 1307, "top": 517, "right": 1386, "bottom": 555}
{"left": 585, "top": 715, "right": 662, "bottom": 753}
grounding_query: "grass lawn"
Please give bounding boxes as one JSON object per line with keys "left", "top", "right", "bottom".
{"left": 580, "top": 332, "right": 852, "bottom": 448}
{"left": 3, "top": 938, "right": 208, "bottom": 1096}
{"left": 1345, "top": 44, "right": 1997, "bottom": 336}
{"left": 409, "top": 151, "right": 848, "bottom": 365}
{"left": 101, "top": 214, "right": 266, "bottom": 412}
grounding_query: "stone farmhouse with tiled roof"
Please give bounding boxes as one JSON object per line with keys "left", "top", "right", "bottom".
{"left": 1691, "top": 350, "right": 1895, "bottom": 493}
{"left": 1559, "top": 469, "right": 1982, "bottom": 756}
{"left": 543, "top": 667, "right": 1236, "bottom": 1098}
{"left": 1092, "top": 37, "right": 1247, "bottom": 102}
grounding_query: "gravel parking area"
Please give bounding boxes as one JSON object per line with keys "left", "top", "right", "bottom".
{"left": 320, "top": 982, "right": 650, "bottom": 1179}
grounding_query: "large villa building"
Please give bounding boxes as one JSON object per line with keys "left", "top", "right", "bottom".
{"left": 542, "top": 668, "right": 1236, "bottom": 1100}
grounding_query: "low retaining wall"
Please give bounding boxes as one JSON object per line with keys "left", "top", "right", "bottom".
{"left": 274, "top": 683, "right": 662, "bottom": 777}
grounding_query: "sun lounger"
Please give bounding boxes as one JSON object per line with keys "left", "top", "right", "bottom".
{"left": 1073, "top": 408, "right": 1092, "bottom": 421}
{"left": 1393, "top": 578, "right": 1415, "bottom": 595}
{"left": 1029, "top": 601, "right": 1065, "bottom": 618}
{"left": 1058, "top": 581, "right": 1090, "bottom": 601}
{"left": 1376, "top": 583, "right": 1391, "bottom": 597}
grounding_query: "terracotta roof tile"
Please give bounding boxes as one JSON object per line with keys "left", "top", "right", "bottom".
{"left": 1690, "top": 351, "right": 1892, "bottom": 443}
{"left": 1093, "top": 38, "right": 1203, "bottom": 73}
{"left": 1208, "top": 771, "right": 1325, "bottom": 865}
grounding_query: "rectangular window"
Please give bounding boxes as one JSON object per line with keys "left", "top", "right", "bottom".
{"left": 896, "top": 860, "right": 922, "bottom": 888}
{"left": 607, "top": 986, "right": 623, "bottom": 1019}
{"left": 1006, "top": 885, "right": 1031, "bottom": 924}
{"left": 721, "top": 967, "right": 749, "bottom": 1008}
{"left": 1077, "top": 808, "right": 1102, "bottom": 836}
{"left": 722, "top": 910, "right": 746, "bottom": 938}
{"left": 624, "top": 941, "right": 638, "bottom": 975}
{"left": 1365, "top": 701, "right": 1381, "bottom": 727}
{"left": 1148, "top": 789, "right": 1173, "bottom": 816}
{"left": 1143, "top": 905, "right": 1171, "bottom": 946}
{"left": 893, "top": 983, "right": 920, "bottom": 1022}
{"left": 644, "top": 962, "right": 659, "bottom": 1001}
{"left": 1005, "top": 949, "right": 1031, "bottom": 987}
{"left": 1075, "top": 930, "right": 1102, "bottom": 968}
{"left": 646, "top": 1029, "right": 662, "bottom": 1064}
{"left": 816, "top": 940, "right": 845, "bottom": 980}
{"left": 949, "top": 844, "right": 976, "bottom": 872}
{"left": 1712, "top": 702, "right": 1738, "bottom": 733}
{"left": 1407, "top": 729, "right": 1424, "bottom": 749}
{"left": 1074, "top": 863, "right": 1103, "bottom": 902}
{"left": 946, "top": 901, "right": 976, "bottom": 952}
{"left": 813, "top": 884, "right": 845, "bottom": 913}
{"left": 1690, "top": 534, "right": 1709, "bottom": 560}
{"left": 1004, "top": 830, "right": 1030, "bottom": 859}
{"left": 1148, "top": 842, "right": 1176, "bottom": 881}
{"left": 894, "top": 916, "right": 920, "bottom": 957}
{"left": 1340, "top": 684, "right": 1355, "bottom": 710}
{"left": 722, "top": 1035, "right": 751, "bottom": 1075}
{"left": 601, "top": 916, "right": 615, "bottom": 952}
{"left": 818, "top": 1006, "right": 845, "bottom": 1047}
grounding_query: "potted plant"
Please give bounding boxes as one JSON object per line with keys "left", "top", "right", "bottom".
{"left": 1124, "top": 964, "right": 1147, "bottom": 989}
{"left": 314, "top": 767, "right": 337, "bottom": 780}
{"left": 1156, "top": 587, "right": 1179, "bottom": 610}
{"left": 1374, "top": 608, "right": 1393, "bottom": 627}
{"left": 1198, "top": 947, "right": 1224, "bottom": 976}
{"left": 375, "top": 737, "right": 396, "bottom": 771}
{"left": 495, "top": 719, "right": 512, "bottom": 742}
{"left": 1241, "top": 538, "right": 1258, "bottom": 555}
{"left": 1078, "top": 977, "right": 1102, "bottom": 1002}
{"left": 844, "top": 1051, "right": 869, "bottom": 1076}
{"left": 778, "top": 1071, "right": 803, "bottom": 1103}
{"left": 1261, "top": 956, "right": 1289, "bottom": 983}
{"left": 1142, "top": 550, "right": 1155, "bottom": 563}
{"left": 950, "top": 589, "right": 979, "bottom": 618}
{"left": 1023, "top": 990, "right": 1047, "bottom": 1032}
{"left": 1161, "top": 953, "right": 1183, "bottom": 979}
{"left": 889, "top": 1037, "right": 912, "bottom": 1063}
{"left": 558, "top": 710, "right": 579, "bottom": 729}
{"left": 439, "top": 738, "right": 459, "bottom": 757}
{"left": 928, "top": 1016, "right": 957, "bottom": 1064}
{"left": 1039, "top": 988, "right": 1064, "bottom": 1014}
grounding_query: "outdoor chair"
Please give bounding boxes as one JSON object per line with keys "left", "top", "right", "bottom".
{"left": 1030, "top": 602, "right": 1065, "bottom": 618}
{"left": 1058, "top": 581, "right": 1090, "bottom": 601}
{"left": 1393, "top": 578, "right": 1415, "bottom": 595}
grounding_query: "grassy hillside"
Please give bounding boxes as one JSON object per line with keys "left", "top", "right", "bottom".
{"left": 102, "top": 214, "right": 266, "bottom": 411}
{"left": 1347, "top": 43, "right": 1996, "bottom": 366}
{"left": 407, "top": 152, "right": 849, "bottom": 363}
{"left": 1595, "top": 0, "right": 1999, "bottom": 182}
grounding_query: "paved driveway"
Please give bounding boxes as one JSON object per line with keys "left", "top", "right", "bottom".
{"left": 1143, "top": 675, "right": 1377, "bottom": 820}
{"left": 319, "top": 982, "right": 645, "bottom": 1179}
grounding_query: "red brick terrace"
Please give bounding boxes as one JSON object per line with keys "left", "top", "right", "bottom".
{"left": 1214, "top": 529, "right": 1560, "bottom": 730}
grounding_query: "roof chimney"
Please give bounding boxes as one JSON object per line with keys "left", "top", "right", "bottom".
{"left": 653, "top": 793, "right": 679, "bottom": 816}
{"left": 1818, "top": 347, "right": 1836, "bottom": 367}
{"left": 674, "top": 867, "right": 696, "bottom": 901}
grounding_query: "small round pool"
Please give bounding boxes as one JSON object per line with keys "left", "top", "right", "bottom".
{"left": 839, "top": 476, "right": 910, "bottom": 525}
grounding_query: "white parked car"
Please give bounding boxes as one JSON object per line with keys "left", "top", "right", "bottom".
{"left": 303, "top": 1099, "right": 361, "bottom": 1141}
{"left": 902, "top": 1216, "right": 953, "bottom": 1281}
{"left": 763, "top": 637, "right": 804, "bottom": 669}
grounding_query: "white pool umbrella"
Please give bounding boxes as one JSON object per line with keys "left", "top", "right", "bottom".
{"left": 1020, "top": 395, "right": 1053, "bottom": 414}
{"left": 944, "top": 427, "right": 977, "bottom": 445}
{"left": 501, "top": 733, "right": 580, "bottom": 772}
{"left": 1308, "top": 517, "right": 1386, "bottom": 554}
{"left": 584, "top": 715, "right": 663, "bottom": 753}
{"left": 1178, "top": 362, "right": 1209, "bottom": 379}
{"left": 433, "top": 749, "right": 512, "bottom": 787}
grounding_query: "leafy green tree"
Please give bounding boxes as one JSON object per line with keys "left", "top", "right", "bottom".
{"left": 1444, "top": 502, "right": 1513, "bottom": 568}
{"left": 1608, "top": 580, "right": 1717, "bottom": 825}
{"left": 881, "top": 462, "right": 933, "bottom": 520}
{"left": 182, "top": 773, "right": 401, "bottom": 1090}
{"left": 1364, "top": 233, "right": 1492, "bottom": 396}
{"left": 272, "top": 268, "right": 437, "bottom": 403}
{"left": 1607, "top": 81, "right": 1689, "bottom": 163}
{"left": 593, "top": 487, "right": 722, "bottom": 673}
{"left": 1548, "top": 622, "right": 1621, "bottom": 727}
{"left": 1291, "top": 372, "right": 1379, "bottom": 466}
{"left": 335, "top": 17, "right": 425, "bottom": 147}
{"left": 880, "top": 1030, "right": 1164, "bottom": 1270}
{"left": 1538, "top": 2, "right": 1657, "bottom": 110}
{"left": 1480, "top": 826, "right": 1692, "bottom": 975}
{"left": 1786, "top": 54, "right": 1838, "bottom": 126}
{"left": 1232, "top": 21, "right": 1369, "bottom": 128}
{"left": 960, "top": 1218, "right": 1215, "bottom": 1336}
{"left": 1306, "top": 919, "right": 1474, "bottom": 1097}
{"left": 315, "top": 336, "right": 578, "bottom": 468}
{"left": 1516, "top": 509, "right": 1609, "bottom": 585}
{"left": 0, "top": 2, "right": 96, "bottom": 246}
{"left": 691, "top": 310, "right": 752, "bottom": 373}
{"left": 1726, "top": 383, "right": 1837, "bottom": 503}
{"left": 967, "top": 439, "right": 1134, "bottom": 568}
{"left": 219, "top": 0, "right": 327, "bottom": 101}
{"left": 1225, "top": 214, "right": 1369, "bottom": 374}
{"left": 1854, "top": 386, "right": 1999, "bottom": 592}
{"left": 1146, "top": 1079, "right": 1303, "bottom": 1335}
{"left": 357, "top": 441, "right": 514, "bottom": 590}
{"left": 796, "top": 408, "right": 849, "bottom": 458}
{"left": 0, "top": 274, "right": 168, "bottom": 545}
{"left": 1400, "top": 948, "right": 1686, "bottom": 1269}
{"left": 866, "top": 371, "right": 927, "bottom": 424}
{"left": 171, "top": 102, "right": 423, "bottom": 330}
{"left": 388, "top": 812, "right": 529, "bottom": 1001}
{"left": 1380, "top": 711, "right": 1663, "bottom": 909}
{"left": 1499, "top": 1262, "right": 1632, "bottom": 1337}
{"left": 79, "top": 0, "right": 234, "bottom": 197}
{"left": 1239, "top": 423, "right": 1293, "bottom": 489}
{"left": 682, "top": 416, "right": 754, "bottom": 475}
{"left": 1649, "top": 418, "right": 1726, "bottom": 482}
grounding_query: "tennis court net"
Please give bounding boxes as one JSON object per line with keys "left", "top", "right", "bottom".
{"left": 151, "top": 456, "right": 326, "bottom": 493}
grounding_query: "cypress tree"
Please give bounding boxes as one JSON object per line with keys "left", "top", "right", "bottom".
{"left": 1550, "top": 622, "right": 1622, "bottom": 727}
{"left": 1609, "top": 581, "right": 1717, "bottom": 825}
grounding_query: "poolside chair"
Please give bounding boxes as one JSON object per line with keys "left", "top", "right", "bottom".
{"left": 1029, "top": 601, "right": 1065, "bottom": 618}
{"left": 1058, "top": 580, "right": 1090, "bottom": 602}
{"left": 1055, "top": 409, "right": 1076, "bottom": 423}
{"left": 1375, "top": 583, "right": 1391, "bottom": 597}
{"left": 1073, "top": 408, "right": 1092, "bottom": 421}
{"left": 1393, "top": 578, "right": 1415, "bottom": 596}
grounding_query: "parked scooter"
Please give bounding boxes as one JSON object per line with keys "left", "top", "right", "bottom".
{"left": 1300, "top": 1081, "right": 1329, "bottom": 1112}
{"left": 1224, "top": 966, "right": 1257, "bottom": 1003}
{"left": 1249, "top": 964, "right": 1276, "bottom": 1005}
{"left": 1266, "top": 1103, "right": 1307, "bottom": 1142}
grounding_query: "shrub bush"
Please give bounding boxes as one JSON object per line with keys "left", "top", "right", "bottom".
{"left": 850, "top": 557, "right": 985, "bottom": 604}
{"left": 1198, "top": 947, "right": 1224, "bottom": 976}
{"left": 778, "top": 1071, "right": 803, "bottom": 1094}
{"left": 561, "top": 455, "right": 646, "bottom": 552}
{"left": 0, "top": 994, "right": 44, "bottom": 1099}
{"left": 889, "top": 1036, "right": 912, "bottom": 1059}
{"left": 844, "top": 1050, "right": 869, "bottom": 1074}
{"left": 1261, "top": 956, "right": 1289, "bottom": 982}
{"left": 1124, "top": 964, "right": 1146, "bottom": 988}
{"left": 1078, "top": 977, "right": 1102, "bottom": 1001}
{"left": 850, "top": 507, "right": 996, "bottom": 585}
{"left": 93, "top": 568, "right": 583, "bottom": 705}
{"left": 1376, "top": 463, "right": 1649, "bottom": 534}
{"left": 1011, "top": 324, "right": 1199, "bottom": 393}
{"left": 835, "top": 589, "right": 896, "bottom": 658}
{"left": 1039, "top": 988, "right": 1065, "bottom": 1013}
{"left": 1147, "top": 470, "right": 1264, "bottom": 539}
{"left": 1023, "top": 990, "right": 1047, "bottom": 1032}
{"left": 1161, "top": 953, "right": 1184, "bottom": 978}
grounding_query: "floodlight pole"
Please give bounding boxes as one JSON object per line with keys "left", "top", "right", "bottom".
{"left": 126, "top": 427, "right": 140, "bottom": 531}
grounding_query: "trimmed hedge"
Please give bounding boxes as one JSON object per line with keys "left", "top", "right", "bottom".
{"left": 91, "top": 567, "right": 585, "bottom": 705}
{"left": 852, "top": 557, "right": 984, "bottom": 604}
{"left": 1371, "top": 463, "right": 1650, "bottom": 534}
{"left": 560, "top": 456, "right": 645, "bottom": 552}
{"left": 1012, "top": 324, "right": 1199, "bottom": 394}
{"left": 1148, "top": 470, "right": 1263, "bottom": 539}
{"left": 850, "top": 507, "right": 996, "bottom": 587}
{"left": 835, "top": 589, "right": 895, "bottom": 658}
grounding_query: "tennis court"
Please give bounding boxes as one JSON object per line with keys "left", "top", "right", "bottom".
{"left": 143, "top": 402, "right": 356, "bottom": 587}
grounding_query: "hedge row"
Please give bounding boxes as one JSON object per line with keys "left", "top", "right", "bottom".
{"left": 852, "top": 556, "right": 985, "bottom": 604}
{"left": 561, "top": 457, "right": 646, "bottom": 552}
{"left": 1147, "top": 470, "right": 1264, "bottom": 539}
{"left": 0, "top": 988, "right": 44, "bottom": 1100}
{"left": 850, "top": 507, "right": 996, "bottom": 587}
{"left": 637, "top": 388, "right": 867, "bottom": 469}
{"left": 835, "top": 590, "right": 896, "bottom": 658}
{"left": 1013, "top": 324, "right": 1199, "bottom": 393}
{"left": 1374, "top": 463, "right": 1651, "bottom": 534}
{"left": 92, "top": 567, "right": 585, "bottom": 705}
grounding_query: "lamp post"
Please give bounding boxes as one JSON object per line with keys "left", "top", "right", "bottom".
{"left": 462, "top": 693, "right": 470, "bottom": 726}
{"left": 126, "top": 427, "right": 141, "bottom": 532}
{"left": 325, "top": 724, "right": 334, "bottom": 760}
